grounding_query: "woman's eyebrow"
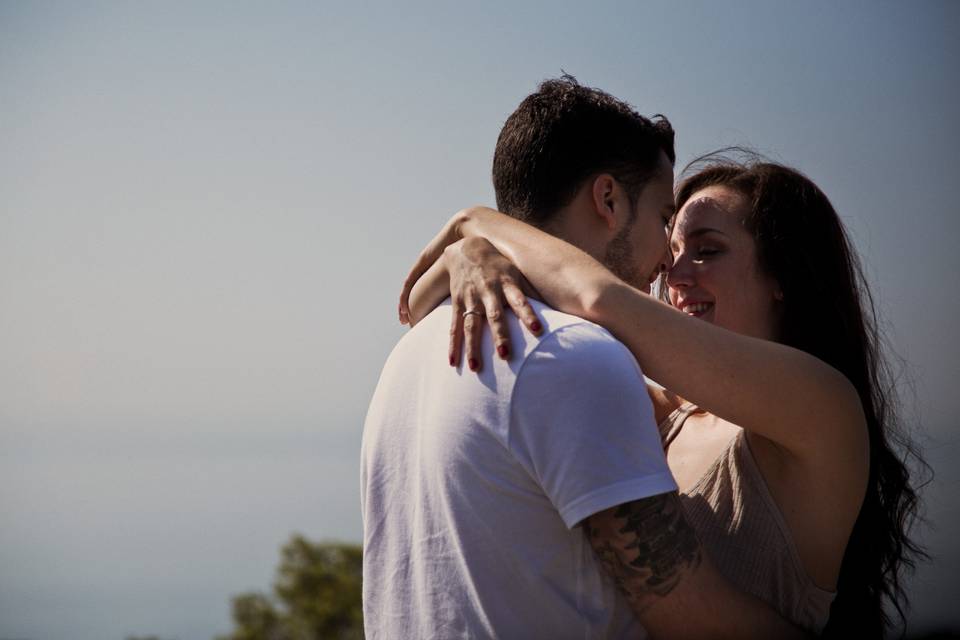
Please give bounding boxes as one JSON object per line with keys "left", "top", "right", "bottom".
{"left": 671, "top": 227, "right": 730, "bottom": 251}
{"left": 686, "top": 227, "right": 728, "bottom": 239}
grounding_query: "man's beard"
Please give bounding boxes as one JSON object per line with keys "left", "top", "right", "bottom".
{"left": 602, "top": 218, "right": 645, "bottom": 289}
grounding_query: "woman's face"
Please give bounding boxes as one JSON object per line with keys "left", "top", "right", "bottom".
{"left": 666, "top": 185, "right": 782, "bottom": 341}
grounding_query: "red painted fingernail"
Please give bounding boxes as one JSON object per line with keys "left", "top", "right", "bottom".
{"left": 449, "top": 354, "right": 456, "bottom": 366}
{"left": 468, "top": 358, "right": 479, "bottom": 371}
{"left": 530, "top": 320, "right": 542, "bottom": 333}
{"left": 497, "top": 344, "right": 509, "bottom": 358}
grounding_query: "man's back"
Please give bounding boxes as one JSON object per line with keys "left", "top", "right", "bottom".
{"left": 361, "top": 300, "right": 675, "bottom": 639}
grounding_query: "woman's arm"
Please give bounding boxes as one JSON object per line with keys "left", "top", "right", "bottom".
{"left": 403, "top": 207, "right": 868, "bottom": 463}
{"left": 592, "top": 280, "right": 867, "bottom": 461}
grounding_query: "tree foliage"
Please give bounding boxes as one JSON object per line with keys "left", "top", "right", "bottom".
{"left": 218, "top": 534, "right": 363, "bottom": 640}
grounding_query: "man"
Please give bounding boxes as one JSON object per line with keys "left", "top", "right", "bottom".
{"left": 362, "top": 77, "right": 803, "bottom": 638}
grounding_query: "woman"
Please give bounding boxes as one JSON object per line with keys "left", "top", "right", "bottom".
{"left": 399, "top": 156, "right": 926, "bottom": 637}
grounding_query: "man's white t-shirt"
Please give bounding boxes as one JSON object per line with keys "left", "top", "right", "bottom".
{"left": 361, "top": 299, "right": 676, "bottom": 639}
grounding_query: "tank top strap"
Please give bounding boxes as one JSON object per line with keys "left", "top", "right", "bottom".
{"left": 657, "top": 401, "right": 699, "bottom": 447}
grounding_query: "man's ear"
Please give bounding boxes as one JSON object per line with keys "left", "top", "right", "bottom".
{"left": 590, "top": 174, "right": 620, "bottom": 231}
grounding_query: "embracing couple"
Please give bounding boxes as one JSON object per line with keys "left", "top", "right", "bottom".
{"left": 361, "top": 77, "right": 923, "bottom": 638}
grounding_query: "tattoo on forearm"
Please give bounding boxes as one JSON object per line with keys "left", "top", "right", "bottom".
{"left": 583, "top": 492, "right": 702, "bottom": 607}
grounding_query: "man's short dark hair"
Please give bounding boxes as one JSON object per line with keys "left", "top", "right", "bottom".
{"left": 492, "top": 75, "right": 675, "bottom": 226}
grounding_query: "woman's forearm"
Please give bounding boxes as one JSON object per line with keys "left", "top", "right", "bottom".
{"left": 408, "top": 258, "right": 451, "bottom": 325}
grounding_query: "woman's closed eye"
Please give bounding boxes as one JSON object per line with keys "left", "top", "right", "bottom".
{"left": 693, "top": 246, "right": 721, "bottom": 261}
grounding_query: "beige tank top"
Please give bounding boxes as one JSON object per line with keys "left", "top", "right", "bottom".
{"left": 660, "top": 402, "right": 836, "bottom": 635}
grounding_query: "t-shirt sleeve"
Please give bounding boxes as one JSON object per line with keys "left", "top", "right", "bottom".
{"left": 509, "top": 323, "right": 677, "bottom": 529}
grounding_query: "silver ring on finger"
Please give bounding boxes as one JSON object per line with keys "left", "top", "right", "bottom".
{"left": 462, "top": 309, "right": 483, "bottom": 319}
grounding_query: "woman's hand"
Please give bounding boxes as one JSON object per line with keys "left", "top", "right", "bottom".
{"left": 399, "top": 209, "right": 471, "bottom": 326}
{"left": 442, "top": 237, "right": 542, "bottom": 371}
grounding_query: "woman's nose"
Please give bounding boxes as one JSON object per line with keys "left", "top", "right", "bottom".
{"left": 666, "top": 254, "right": 693, "bottom": 289}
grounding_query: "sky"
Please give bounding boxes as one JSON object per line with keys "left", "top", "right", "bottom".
{"left": 1, "top": 2, "right": 958, "bottom": 638}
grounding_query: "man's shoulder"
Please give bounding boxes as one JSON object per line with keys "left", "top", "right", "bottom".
{"left": 406, "top": 299, "right": 620, "bottom": 359}
{"left": 527, "top": 299, "right": 610, "bottom": 337}
{"left": 525, "top": 300, "right": 634, "bottom": 367}
{"left": 390, "top": 299, "right": 638, "bottom": 385}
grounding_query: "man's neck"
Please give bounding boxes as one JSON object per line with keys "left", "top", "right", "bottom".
{"left": 541, "top": 204, "right": 607, "bottom": 263}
